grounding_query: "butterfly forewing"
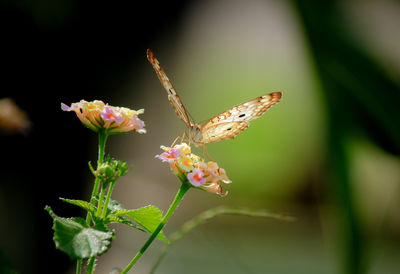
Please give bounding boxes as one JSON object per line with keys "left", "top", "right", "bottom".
{"left": 147, "top": 49, "right": 191, "bottom": 127}
{"left": 200, "top": 92, "right": 282, "bottom": 143}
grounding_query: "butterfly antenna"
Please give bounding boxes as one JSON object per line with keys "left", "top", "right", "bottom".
{"left": 186, "top": 107, "right": 196, "bottom": 125}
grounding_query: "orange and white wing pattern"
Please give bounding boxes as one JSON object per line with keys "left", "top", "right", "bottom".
{"left": 200, "top": 92, "right": 282, "bottom": 144}
{"left": 147, "top": 49, "right": 191, "bottom": 128}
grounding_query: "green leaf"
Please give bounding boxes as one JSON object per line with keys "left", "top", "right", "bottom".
{"left": 114, "top": 206, "right": 169, "bottom": 243}
{"left": 45, "top": 206, "right": 113, "bottom": 259}
{"left": 105, "top": 198, "right": 125, "bottom": 213}
{"left": 105, "top": 214, "right": 145, "bottom": 231}
{"left": 92, "top": 196, "right": 125, "bottom": 215}
{"left": 60, "top": 198, "right": 97, "bottom": 215}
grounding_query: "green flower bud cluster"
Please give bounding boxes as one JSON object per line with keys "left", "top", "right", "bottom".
{"left": 96, "top": 156, "right": 130, "bottom": 187}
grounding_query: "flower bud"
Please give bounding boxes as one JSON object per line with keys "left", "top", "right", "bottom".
{"left": 96, "top": 156, "right": 130, "bottom": 187}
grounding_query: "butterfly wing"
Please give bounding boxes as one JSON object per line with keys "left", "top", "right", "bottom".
{"left": 200, "top": 92, "right": 282, "bottom": 144}
{"left": 147, "top": 49, "right": 191, "bottom": 128}
{"left": 200, "top": 121, "right": 249, "bottom": 144}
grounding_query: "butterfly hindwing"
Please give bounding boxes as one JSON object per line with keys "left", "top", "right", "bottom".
{"left": 200, "top": 92, "right": 281, "bottom": 143}
{"left": 147, "top": 49, "right": 191, "bottom": 127}
{"left": 201, "top": 121, "right": 249, "bottom": 143}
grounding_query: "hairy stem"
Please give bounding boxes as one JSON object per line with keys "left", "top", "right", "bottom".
{"left": 86, "top": 130, "right": 108, "bottom": 224}
{"left": 95, "top": 184, "right": 106, "bottom": 217}
{"left": 86, "top": 257, "right": 95, "bottom": 274}
{"left": 101, "top": 181, "right": 116, "bottom": 219}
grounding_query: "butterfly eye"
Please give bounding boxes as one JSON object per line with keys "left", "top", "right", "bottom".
{"left": 239, "top": 114, "right": 245, "bottom": 118}
{"left": 227, "top": 128, "right": 232, "bottom": 131}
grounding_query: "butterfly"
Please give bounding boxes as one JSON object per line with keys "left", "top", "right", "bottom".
{"left": 147, "top": 49, "right": 282, "bottom": 147}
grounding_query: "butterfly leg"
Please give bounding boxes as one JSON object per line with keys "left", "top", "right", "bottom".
{"left": 202, "top": 144, "right": 213, "bottom": 161}
{"left": 170, "top": 131, "right": 189, "bottom": 147}
{"left": 181, "top": 131, "right": 189, "bottom": 144}
{"left": 170, "top": 135, "right": 181, "bottom": 148}
{"left": 187, "top": 130, "right": 193, "bottom": 147}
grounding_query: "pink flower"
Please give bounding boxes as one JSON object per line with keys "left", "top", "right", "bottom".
{"left": 101, "top": 106, "right": 124, "bottom": 125}
{"left": 187, "top": 169, "right": 206, "bottom": 186}
{"left": 61, "top": 100, "right": 146, "bottom": 134}
{"left": 131, "top": 116, "right": 146, "bottom": 134}
{"left": 155, "top": 148, "right": 181, "bottom": 162}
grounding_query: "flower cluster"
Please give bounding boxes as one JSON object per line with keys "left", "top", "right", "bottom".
{"left": 156, "top": 143, "right": 231, "bottom": 196}
{"left": 61, "top": 100, "right": 146, "bottom": 134}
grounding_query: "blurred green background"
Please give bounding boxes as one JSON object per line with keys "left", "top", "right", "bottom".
{"left": 0, "top": 0, "right": 399, "bottom": 273}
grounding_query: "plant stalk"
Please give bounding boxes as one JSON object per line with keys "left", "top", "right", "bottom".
{"left": 120, "top": 182, "right": 191, "bottom": 273}
{"left": 76, "top": 259, "right": 82, "bottom": 274}
{"left": 101, "top": 181, "right": 116, "bottom": 219}
{"left": 86, "top": 257, "right": 95, "bottom": 274}
{"left": 86, "top": 130, "right": 108, "bottom": 224}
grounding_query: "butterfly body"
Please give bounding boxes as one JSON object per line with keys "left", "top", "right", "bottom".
{"left": 147, "top": 49, "right": 282, "bottom": 146}
{"left": 189, "top": 124, "right": 204, "bottom": 146}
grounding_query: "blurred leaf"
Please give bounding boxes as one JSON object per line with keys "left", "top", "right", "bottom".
{"left": 292, "top": 0, "right": 400, "bottom": 155}
{"left": 150, "top": 206, "right": 295, "bottom": 273}
{"left": 290, "top": 1, "right": 400, "bottom": 273}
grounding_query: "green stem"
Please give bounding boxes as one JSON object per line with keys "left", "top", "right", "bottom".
{"left": 120, "top": 183, "right": 191, "bottom": 274}
{"left": 76, "top": 259, "right": 82, "bottom": 274}
{"left": 85, "top": 131, "right": 107, "bottom": 273}
{"left": 95, "top": 184, "right": 106, "bottom": 217}
{"left": 86, "top": 130, "right": 108, "bottom": 224}
{"left": 86, "top": 257, "right": 96, "bottom": 274}
{"left": 101, "top": 181, "right": 116, "bottom": 219}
